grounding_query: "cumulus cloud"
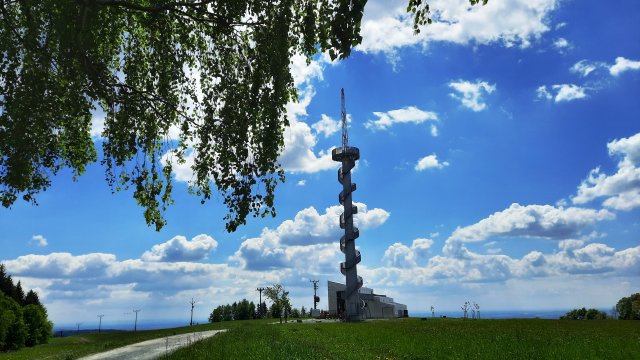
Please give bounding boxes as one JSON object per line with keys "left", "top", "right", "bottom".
{"left": 537, "top": 84, "right": 587, "bottom": 102}
{"left": 278, "top": 118, "right": 337, "bottom": 173}
{"left": 277, "top": 57, "right": 342, "bottom": 174}
{"left": 446, "top": 203, "right": 614, "bottom": 247}
{"left": 2, "top": 249, "right": 287, "bottom": 322}
{"left": 573, "top": 132, "right": 640, "bottom": 211}
{"left": 365, "top": 106, "right": 438, "bottom": 130}
{"left": 358, "top": 0, "right": 559, "bottom": 59}
{"left": 31, "top": 235, "right": 48, "bottom": 247}
{"left": 296, "top": 180, "right": 306, "bottom": 186}
{"left": 141, "top": 234, "right": 218, "bottom": 262}
{"left": 553, "top": 84, "right": 587, "bottom": 102}
{"left": 4, "top": 253, "right": 117, "bottom": 278}
{"left": 383, "top": 238, "right": 434, "bottom": 268}
{"left": 415, "top": 154, "right": 449, "bottom": 171}
{"left": 449, "top": 80, "right": 496, "bottom": 111}
{"left": 232, "top": 203, "right": 390, "bottom": 270}
{"left": 365, "top": 241, "right": 640, "bottom": 286}
{"left": 609, "top": 56, "right": 640, "bottom": 76}
{"left": 311, "top": 114, "right": 341, "bottom": 137}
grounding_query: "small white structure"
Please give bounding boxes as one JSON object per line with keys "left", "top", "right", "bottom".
{"left": 327, "top": 281, "right": 408, "bottom": 319}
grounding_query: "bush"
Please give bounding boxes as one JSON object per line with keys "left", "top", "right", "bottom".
{"left": 560, "top": 307, "right": 607, "bottom": 320}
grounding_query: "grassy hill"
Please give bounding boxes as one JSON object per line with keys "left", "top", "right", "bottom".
{"left": 2, "top": 318, "right": 639, "bottom": 359}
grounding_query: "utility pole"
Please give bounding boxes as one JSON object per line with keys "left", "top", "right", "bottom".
{"left": 310, "top": 280, "right": 319, "bottom": 310}
{"left": 133, "top": 309, "right": 141, "bottom": 331}
{"left": 97, "top": 315, "right": 104, "bottom": 333}
{"left": 76, "top": 322, "right": 82, "bottom": 335}
{"left": 256, "top": 287, "right": 265, "bottom": 318}
{"left": 189, "top": 298, "right": 196, "bottom": 326}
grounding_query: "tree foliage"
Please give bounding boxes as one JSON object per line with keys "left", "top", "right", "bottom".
{"left": 0, "top": 264, "right": 52, "bottom": 351}
{"left": 265, "top": 283, "right": 291, "bottom": 323}
{"left": 22, "top": 304, "right": 52, "bottom": 347}
{"left": 208, "top": 298, "right": 256, "bottom": 322}
{"left": 0, "top": 0, "right": 487, "bottom": 232}
{"left": 616, "top": 293, "right": 640, "bottom": 320}
{"left": 560, "top": 307, "right": 607, "bottom": 320}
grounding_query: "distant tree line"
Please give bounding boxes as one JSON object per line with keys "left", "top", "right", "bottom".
{"left": 0, "top": 264, "right": 53, "bottom": 351}
{"left": 208, "top": 299, "right": 257, "bottom": 322}
{"left": 560, "top": 308, "right": 607, "bottom": 320}
{"left": 560, "top": 292, "right": 640, "bottom": 321}
{"left": 208, "top": 285, "right": 309, "bottom": 324}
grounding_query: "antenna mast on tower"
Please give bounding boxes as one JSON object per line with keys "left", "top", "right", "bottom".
{"left": 341, "top": 88, "right": 348, "bottom": 149}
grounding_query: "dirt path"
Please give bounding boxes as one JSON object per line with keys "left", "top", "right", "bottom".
{"left": 78, "top": 329, "right": 226, "bottom": 360}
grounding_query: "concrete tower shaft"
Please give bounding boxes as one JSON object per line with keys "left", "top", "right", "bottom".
{"left": 331, "top": 88, "right": 362, "bottom": 321}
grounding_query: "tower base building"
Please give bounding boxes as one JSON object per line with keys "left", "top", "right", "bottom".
{"left": 327, "top": 281, "right": 408, "bottom": 319}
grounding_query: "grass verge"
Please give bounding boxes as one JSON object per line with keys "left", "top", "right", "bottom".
{"left": 0, "top": 319, "right": 248, "bottom": 360}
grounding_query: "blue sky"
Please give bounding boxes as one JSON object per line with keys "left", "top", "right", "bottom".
{"left": 1, "top": 0, "right": 639, "bottom": 326}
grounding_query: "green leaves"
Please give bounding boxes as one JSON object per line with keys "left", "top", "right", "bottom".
{"left": 0, "top": 0, "right": 370, "bottom": 232}
{"left": 0, "top": 0, "right": 487, "bottom": 232}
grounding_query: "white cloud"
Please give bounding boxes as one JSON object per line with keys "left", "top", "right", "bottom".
{"left": 448, "top": 80, "right": 496, "bottom": 111}
{"left": 290, "top": 54, "right": 324, "bottom": 87}
{"left": 446, "top": 203, "right": 614, "bottom": 250}
{"left": 536, "top": 85, "right": 553, "bottom": 100}
{"left": 573, "top": 132, "right": 640, "bottom": 211}
{"left": 609, "top": 56, "right": 640, "bottom": 76}
{"left": 90, "top": 112, "right": 105, "bottom": 139}
{"left": 278, "top": 117, "right": 338, "bottom": 173}
{"left": 296, "top": 180, "right": 306, "bottom": 186}
{"left": 5, "top": 253, "right": 117, "bottom": 278}
{"left": 430, "top": 124, "right": 439, "bottom": 137}
{"left": 415, "top": 154, "right": 449, "bottom": 171}
{"left": 2, "top": 250, "right": 286, "bottom": 322}
{"left": 278, "top": 57, "right": 340, "bottom": 174}
{"left": 31, "top": 235, "right": 48, "bottom": 247}
{"left": 311, "top": 114, "right": 341, "bottom": 137}
{"left": 232, "top": 203, "right": 390, "bottom": 270}
{"left": 365, "top": 241, "right": 639, "bottom": 286}
{"left": 383, "top": 238, "right": 434, "bottom": 268}
{"left": 141, "top": 234, "right": 218, "bottom": 262}
{"left": 570, "top": 60, "right": 604, "bottom": 77}
{"left": 358, "top": 0, "right": 559, "bottom": 59}
{"left": 537, "top": 84, "right": 587, "bottom": 102}
{"left": 553, "top": 84, "right": 587, "bottom": 102}
{"left": 553, "top": 37, "right": 569, "bottom": 50}
{"left": 365, "top": 106, "right": 438, "bottom": 130}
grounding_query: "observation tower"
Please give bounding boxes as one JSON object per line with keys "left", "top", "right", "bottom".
{"left": 331, "top": 88, "right": 362, "bottom": 321}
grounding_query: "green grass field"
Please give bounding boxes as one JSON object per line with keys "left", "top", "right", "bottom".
{"left": 167, "top": 318, "right": 640, "bottom": 360}
{"left": 2, "top": 318, "right": 639, "bottom": 359}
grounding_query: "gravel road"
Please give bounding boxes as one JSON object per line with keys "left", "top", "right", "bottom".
{"left": 78, "top": 329, "right": 226, "bottom": 360}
